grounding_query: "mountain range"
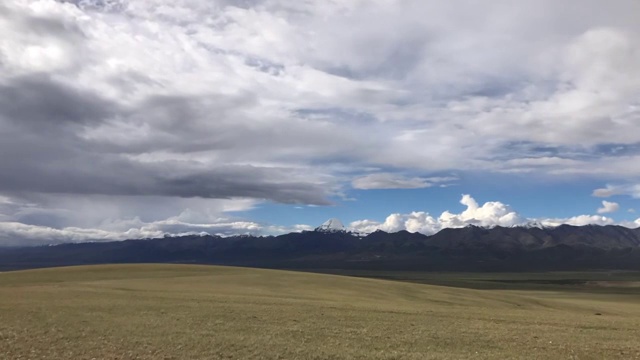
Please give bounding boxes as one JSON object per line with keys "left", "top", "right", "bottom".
{"left": 1, "top": 221, "right": 640, "bottom": 272}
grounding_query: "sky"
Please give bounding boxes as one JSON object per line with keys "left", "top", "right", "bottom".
{"left": 1, "top": 0, "right": 640, "bottom": 246}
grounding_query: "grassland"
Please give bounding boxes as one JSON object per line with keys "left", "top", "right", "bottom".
{"left": 311, "top": 269, "right": 640, "bottom": 292}
{"left": 1, "top": 265, "right": 640, "bottom": 359}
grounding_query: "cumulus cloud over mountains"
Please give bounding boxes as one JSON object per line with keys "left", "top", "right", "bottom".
{"left": 349, "top": 194, "right": 638, "bottom": 235}
{"left": 350, "top": 194, "right": 525, "bottom": 235}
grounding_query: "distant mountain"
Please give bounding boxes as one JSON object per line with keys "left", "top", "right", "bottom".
{"left": 315, "top": 218, "right": 346, "bottom": 233}
{"left": 1, "top": 222, "right": 640, "bottom": 272}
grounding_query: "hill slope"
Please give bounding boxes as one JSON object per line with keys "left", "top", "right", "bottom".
{"left": 1, "top": 264, "right": 640, "bottom": 359}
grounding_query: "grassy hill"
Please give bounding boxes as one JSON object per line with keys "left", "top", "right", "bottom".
{"left": 1, "top": 265, "right": 640, "bottom": 359}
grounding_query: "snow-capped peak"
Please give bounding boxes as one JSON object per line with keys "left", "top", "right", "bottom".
{"left": 512, "top": 220, "right": 552, "bottom": 229}
{"left": 315, "top": 218, "right": 346, "bottom": 232}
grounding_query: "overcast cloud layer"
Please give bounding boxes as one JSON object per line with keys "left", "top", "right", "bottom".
{"left": 1, "top": 0, "right": 640, "bottom": 245}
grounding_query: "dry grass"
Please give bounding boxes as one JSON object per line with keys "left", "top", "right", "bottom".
{"left": 1, "top": 264, "right": 640, "bottom": 359}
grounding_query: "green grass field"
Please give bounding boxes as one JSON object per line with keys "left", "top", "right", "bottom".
{"left": 1, "top": 265, "right": 640, "bottom": 359}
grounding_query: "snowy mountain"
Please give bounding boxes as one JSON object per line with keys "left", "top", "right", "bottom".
{"left": 515, "top": 220, "right": 551, "bottom": 229}
{"left": 314, "top": 218, "right": 346, "bottom": 233}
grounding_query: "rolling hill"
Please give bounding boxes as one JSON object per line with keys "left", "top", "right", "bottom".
{"left": 1, "top": 264, "right": 640, "bottom": 359}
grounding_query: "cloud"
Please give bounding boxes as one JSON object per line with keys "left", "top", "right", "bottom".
{"left": 2, "top": 1, "right": 639, "bottom": 199}
{"left": 597, "top": 201, "right": 620, "bottom": 214}
{"left": 0, "top": 208, "right": 314, "bottom": 247}
{"left": 0, "top": 192, "right": 315, "bottom": 246}
{"left": 593, "top": 186, "right": 620, "bottom": 198}
{"left": 444, "top": 195, "right": 525, "bottom": 228}
{"left": 350, "top": 194, "right": 638, "bottom": 235}
{"left": 2, "top": 0, "right": 640, "bottom": 243}
{"left": 0, "top": 221, "right": 164, "bottom": 247}
{"left": 1, "top": 1, "right": 370, "bottom": 208}
{"left": 593, "top": 184, "right": 640, "bottom": 198}
{"left": 351, "top": 173, "right": 456, "bottom": 190}
{"left": 2, "top": 193, "right": 639, "bottom": 246}
{"left": 0, "top": 75, "right": 336, "bottom": 205}
{"left": 350, "top": 194, "right": 525, "bottom": 235}
{"left": 540, "top": 215, "right": 615, "bottom": 227}
{"left": 0, "top": 219, "right": 313, "bottom": 247}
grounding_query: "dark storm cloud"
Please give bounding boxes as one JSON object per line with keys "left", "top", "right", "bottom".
{"left": 0, "top": 140, "right": 332, "bottom": 207}
{"left": 0, "top": 75, "right": 332, "bottom": 205}
{"left": 0, "top": 139, "right": 332, "bottom": 205}
{"left": 0, "top": 74, "right": 116, "bottom": 127}
{"left": 0, "top": 152, "right": 332, "bottom": 204}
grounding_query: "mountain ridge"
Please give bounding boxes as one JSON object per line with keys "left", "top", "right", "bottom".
{"left": 1, "top": 224, "right": 640, "bottom": 272}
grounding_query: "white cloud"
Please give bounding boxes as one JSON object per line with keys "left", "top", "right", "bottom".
{"left": 351, "top": 212, "right": 440, "bottom": 234}
{"left": 0, "top": 221, "right": 163, "bottom": 247}
{"left": 593, "top": 185, "right": 620, "bottom": 198}
{"left": 0, "top": 217, "right": 312, "bottom": 247}
{"left": 350, "top": 194, "right": 525, "bottom": 235}
{"left": 0, "top": 194, "right": 302, "bottom": 246}
{"left": 442, "top": 195, "right": 525, "bottom": 228}
{"left": 593, "top": 184, "right": 640, "bottom": 198}
{"left": 597, "top": 200, "right": 620, "bottom": 214}
{"left": 350, "top": 194, "right": 638, "bottom": 235}
{"left": 351, "top": 173, "right": 456, "bottom": 190}
{"left": 540, "top": 215, "right": 615, "bottom": 227}
{"left": 0, "top": 0, "right": 85, "bottom": 74}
